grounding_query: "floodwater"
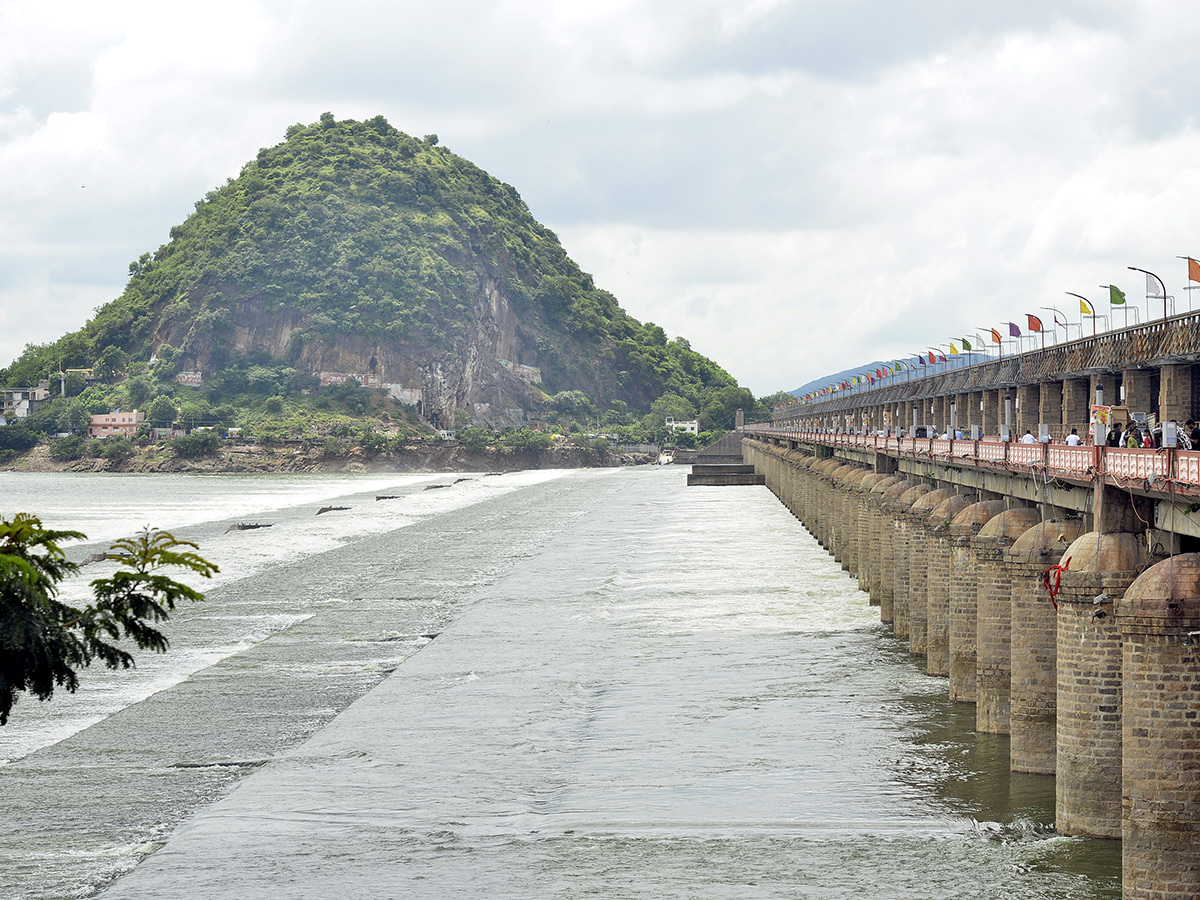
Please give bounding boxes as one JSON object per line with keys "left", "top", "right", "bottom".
{"left": 0, "top": 467, "right": 1119, "bottom": 899}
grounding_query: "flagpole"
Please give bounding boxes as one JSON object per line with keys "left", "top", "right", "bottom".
{"left": 1175, "top": 256, "right": 1199, "bottom": 313}
{"left": 1067, "top": 292, "right": 1095, "bottom": 338}
{"left": 1041, "top": 306, "right": 1065, "bottom": 343}
{"left": 1128, "top": 266, "right": 1167, "bottom": 321}
{"left": 1103, "top": 285, "right": 1135, "bottom": 328}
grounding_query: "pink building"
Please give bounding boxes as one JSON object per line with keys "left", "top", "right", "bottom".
{"left": 88, "top": 409, "right": 145, "bottom": 439}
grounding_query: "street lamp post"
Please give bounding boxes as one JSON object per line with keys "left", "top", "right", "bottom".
{"left": 1067, "top": 292, "right": 1098, "bottom": 337}
{"left": 1041, "top": 305, "right": 1072, "bottom": 342}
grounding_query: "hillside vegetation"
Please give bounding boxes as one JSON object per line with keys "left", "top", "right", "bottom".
{"left": 2, "top": 114, "right": 780, "bottom": 456}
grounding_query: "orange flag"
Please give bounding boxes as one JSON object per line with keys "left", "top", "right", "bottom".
{"left": 1190, "top": 257, "right": 1200, "bottom": 284}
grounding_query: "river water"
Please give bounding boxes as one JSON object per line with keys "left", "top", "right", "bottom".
{"left": 0, "top": 467, "right": 1119, "bottom": 899}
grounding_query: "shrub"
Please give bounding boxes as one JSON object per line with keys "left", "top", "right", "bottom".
{"left": 49, "top": 435, "right": 85, "bottom": 461}
{"left": 457, "top": 426, "right": 492, "bottom": 453}
{"left": 0, "top": 425, "right": 38, "bottom": 453}
{"left": 499, "top": 428, "right": 553, "bottom": 453}
{"left": 169, "top": 431, "right": 220, "bottom": 458}
{"left": 321, "top": 436, "right": 347, "bottom": 458}
{"left": 101, "top": 437, "right": 134, "bottom": 461}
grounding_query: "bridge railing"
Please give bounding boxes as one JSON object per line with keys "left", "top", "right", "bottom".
{"left": 743, "top": 425, "right": 1200, "bottom": 488}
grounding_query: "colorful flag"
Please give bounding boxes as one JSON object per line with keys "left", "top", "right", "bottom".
{"left": 938, "top": 354, "right": 947, "bottom": 363}
{"left": 1109, "top": 285, "right": 1126, "bottom": 305}
{"left": 1053, "top": 311, "right": 1066, "bottom": 327}
{"left": 1026, "top": 314, "right": 1043, "bottom": 332}
{"left": 1009, "top": 322, "right": 1021, "bottom": 337}
{"left": 918, "top": 356, "right": 926, "bottom": 366}
{"left": 1079, "top": 297, "right": 1094, "bottom": 315}
{"left": 1189, "top": 257, "right": 1200, "bottom": 284}
{"left": 949, "top": 342, "right": 959, "bottom": 355}
{"left": 961, "top": 337, "right": 972, "bottom": 351}
{"left": 927, "top": 351, "right": 936, "bottom": 364}
{"left": 991, "top": 328, "right": 1002, "bottom": 344}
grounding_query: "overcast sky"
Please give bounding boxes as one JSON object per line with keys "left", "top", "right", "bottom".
{"left": 3, "top": 0, "right": 1199, "bottom": 395}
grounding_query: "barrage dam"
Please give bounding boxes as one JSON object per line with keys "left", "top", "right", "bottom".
{"left": 731, "top": 311, "right": 1200, "bottom": 900}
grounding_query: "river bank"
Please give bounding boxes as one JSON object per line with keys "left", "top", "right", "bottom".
{"left": 1, "top": 442, "right": 656, "bottom": 475}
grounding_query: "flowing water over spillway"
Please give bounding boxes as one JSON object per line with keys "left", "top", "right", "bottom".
{"left": 0, "top": 468, "right": 1119, "bottom": 899}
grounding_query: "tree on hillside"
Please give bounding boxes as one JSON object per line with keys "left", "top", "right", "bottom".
{"left": 0, "top": 515, "right": 217, "bottom": 725}
{"left": 698, "top": 385, "right": 756, "bottom": 432}
{"left": 126, "top": 377, "right": 153, "bottom": 409}
{"left": 549, "top": 390, "right": 595, "bottom": 419}
{"left": 94, "top": 346, "right": 129, "bottom": 381}
{"left": 457, "top": 426, "right": 493, "bottom": 453}
{"left": 756, "top": 391, "right": 797, "bottom": 416}
{"left": 650, "top": 393, "right": 696, "bottom": 424}
{"left": 147, "top": 396, "right": 178, "bottom": 428}
{"left": 60, "top": 371, "right": 87, "bottom": 398}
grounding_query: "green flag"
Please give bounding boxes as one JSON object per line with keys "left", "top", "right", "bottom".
{"left": 1110, "top": 284, "right": 1126, "bottom": 305}
{"left": 961, "top": 337, "right": 972, "bottom": 351}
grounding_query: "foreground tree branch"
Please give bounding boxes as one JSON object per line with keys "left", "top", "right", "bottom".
{"left": 0, "top": 514, "right": 217, "bottom": 725}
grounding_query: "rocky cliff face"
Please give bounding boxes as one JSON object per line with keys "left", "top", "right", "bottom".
{"left": 176, "top": 270, "right": 543, "bottom": 428}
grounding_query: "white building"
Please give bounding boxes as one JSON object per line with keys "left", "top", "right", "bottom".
{"left": 665, "top": 417, "right": 699, "bottom": 434}
{"left": 2, "top": 380, "right": 51, "bottom": 420}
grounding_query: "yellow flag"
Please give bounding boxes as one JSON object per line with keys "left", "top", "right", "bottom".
{"left": 949, "top": 342, "right": 959, "bottom": 355}
{"left": 1080, "top": 298, "right": 1094, "bottom": 315}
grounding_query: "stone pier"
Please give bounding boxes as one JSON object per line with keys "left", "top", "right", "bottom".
{"left": 1118, "top": 555, "right": 1200, "bottom": 900}
{"left": 1008, "top": 518, "right": 1085, "bottom": 773}
{"left": 973, "top": 507, "right": 1041, "bottom": 734}
{"left": 1055, "top": 531, "right": 1152, "bottom": 839}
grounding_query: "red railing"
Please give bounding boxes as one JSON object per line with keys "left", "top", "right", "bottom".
{"left": 1047, "top": 445, "right": 1098, "bottom": 473}
{"left": 976, "top": 441, "right": 1007, "bottom": 463}
{"left": 743, "top": 425, "right": 1200, "bottom": 488}
{"left": 1105, "top": 447, "right": 1170, "bottom": 480}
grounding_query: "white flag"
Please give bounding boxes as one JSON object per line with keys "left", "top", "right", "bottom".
{"left": 1147, "top": 272, "right": 1164, "bottom": 298}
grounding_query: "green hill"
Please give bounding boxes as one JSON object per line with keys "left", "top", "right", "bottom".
{"left": 2, "top": 114, "right": 760, "bottom": 445}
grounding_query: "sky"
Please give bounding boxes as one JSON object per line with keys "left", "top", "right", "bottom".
{"left": 2, "top": 0, "right": 1200, "bottom": 396}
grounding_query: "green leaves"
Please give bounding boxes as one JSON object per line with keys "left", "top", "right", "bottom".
{"left": 0, "top": 516, "right": 216, "bottom": 725}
